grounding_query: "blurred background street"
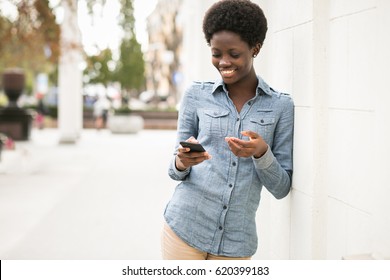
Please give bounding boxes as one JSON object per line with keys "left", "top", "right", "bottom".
{"left": 0, "top": 128, "right": 176, "bottom": 259}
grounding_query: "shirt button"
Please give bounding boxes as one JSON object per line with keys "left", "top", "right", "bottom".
{"left": 260, "top": 119, "right": 264, "bottom": 123}
{"left": 248, "top": 101, "right": 252, "bottom": 105}
{"left": 219, "top": 226, "right": 223, "bottom": 230}
{"left": 232, "top": 162, "right": 236, "bottom": 166}
{"left": 229, "top": 184, "right": 233, "bottom": 188}
{"left": 236, "top": 118, "right": 240, "bottom": 121}
{"left": 223, "top": 205, "right": 227, "bottom": 209}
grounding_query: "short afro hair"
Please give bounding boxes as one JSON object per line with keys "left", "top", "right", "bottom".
{"left": 202, "top": 0, "right": 268, "bottom": 48}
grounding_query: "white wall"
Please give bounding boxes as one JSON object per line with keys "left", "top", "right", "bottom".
{"left": 254, "top": 0, "right": 390, "bottom": 259}
{"left": 181, "top": 0, "right": 390, "bottom": 259}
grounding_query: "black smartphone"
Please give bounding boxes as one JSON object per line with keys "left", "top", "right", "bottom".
{"left": 180, "top": 141, "right": 206, "bottom": 152}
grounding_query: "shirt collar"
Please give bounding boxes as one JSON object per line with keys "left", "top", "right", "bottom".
{"left": 211, "top": 75, "right": 274, "bottom": 97}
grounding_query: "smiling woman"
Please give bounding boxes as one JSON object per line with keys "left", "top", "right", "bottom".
{"left": 162, "top": 0, "right": 294, "bottom": 260}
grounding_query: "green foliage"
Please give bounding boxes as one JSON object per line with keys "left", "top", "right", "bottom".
{"left": 115, "top": 36, "right": 145, "bottom": 92}
{"left": 84, "top": 0, "right": 145, "bottom": 94}
{"left": 84, "top": 48, "right": 115, "bottom": 87}
{"left": 0, "top": 0, "right": 145, "bottom": 96}
{"left": 118, "top": 0, "right": 136, "bottom": 40}
{"left": 115, "top": 0, "right": 145, "bottom": 93}
{"left": 0, "top": 0, "right": 60, "bottom": 90}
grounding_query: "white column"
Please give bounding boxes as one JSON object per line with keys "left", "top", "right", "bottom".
{"left": 373, "top": 0, "right": 390, "bottom": 257}
{"left": 58, "top": 0, "right": 83, "bottom": 144}
{"left": 311, "top": 0, "right": 330, "bottom": 259}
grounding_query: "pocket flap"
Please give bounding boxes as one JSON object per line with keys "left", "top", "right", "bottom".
{"left": 250, "top": 117, "right": 275, "bottom": 125}
{"left": 204, "top": 109, "right": 230, "bottom": 118}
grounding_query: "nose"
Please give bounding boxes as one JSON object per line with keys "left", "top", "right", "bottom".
{"left": 219, "top": 55, "right": 231, "bottom": 67}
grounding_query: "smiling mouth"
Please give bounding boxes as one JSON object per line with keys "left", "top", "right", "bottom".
{"left": 220, "top": 69, "right": 236, "bottom": 76}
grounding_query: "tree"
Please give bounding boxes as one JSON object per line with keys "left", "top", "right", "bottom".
{"left": 0, "top": 0, "right": 60, "bottom": 91}
{"left": 0, "top": 0, "right": 145, "bottom": 98}
{"left": 116, "top": 35, "right": 145, "bottom": 96}
{"left": 84, "top": 48, "right": 115, "bottom": 87}
{"left": 115, "top": 0, "right": 145, "bottom": 97}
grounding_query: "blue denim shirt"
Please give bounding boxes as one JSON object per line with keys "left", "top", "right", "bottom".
{"left": 165, "top": 76, "right": 294, "bottom": 257}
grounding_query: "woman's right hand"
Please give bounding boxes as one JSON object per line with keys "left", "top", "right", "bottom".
{"left": 175, "top": 137, "right": 212, "bottom": 171}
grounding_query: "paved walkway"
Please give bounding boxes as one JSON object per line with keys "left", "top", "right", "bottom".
{"left": 0, "top": 128, "right": 177, "bottom": 260}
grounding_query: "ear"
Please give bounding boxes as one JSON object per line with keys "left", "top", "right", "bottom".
{"left": 252, "top": 43, "right": 262, "bottom": 58}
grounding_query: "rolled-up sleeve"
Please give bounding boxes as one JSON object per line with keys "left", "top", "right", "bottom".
{"left": 168, "top": 156, "right": 191, "bottom": 181}
{"left": 253, "top": 96, "right": 294, "bottom": 199}
{"left": 167, "top": 84, "right": 199, "bottom": 182}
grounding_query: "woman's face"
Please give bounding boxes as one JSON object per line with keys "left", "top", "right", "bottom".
{"left": 210, "top": 30, "right": 258, "bottom": 85}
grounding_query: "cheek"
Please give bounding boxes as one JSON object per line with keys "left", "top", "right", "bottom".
{"left": 241, "top": 58, "right": 253, "bottom": 72}
{"left": 211, "top": 57, "right": 219, "bottom": 68}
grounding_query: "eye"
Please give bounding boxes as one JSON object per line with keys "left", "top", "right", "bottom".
{"left": 230, "top": 53, "right": 240, "bottom": 59}
{"left": 212, "top": 53, "right": 221, "bottom": 58}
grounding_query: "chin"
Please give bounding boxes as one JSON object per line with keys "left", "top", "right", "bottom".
{"left": 221, "top": 76, "right": 239, "bottom": 85}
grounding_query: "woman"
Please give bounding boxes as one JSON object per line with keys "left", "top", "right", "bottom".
{"left": 162, "top": 0, "right": 294, "bottom": 260}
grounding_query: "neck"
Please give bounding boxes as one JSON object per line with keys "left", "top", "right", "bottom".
{"left": 226, "top": 73, "right": 258, "bottom": 97}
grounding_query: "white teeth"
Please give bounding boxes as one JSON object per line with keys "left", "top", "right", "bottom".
{"left": 220, "top": 69, "right": 235, "bottom": 74}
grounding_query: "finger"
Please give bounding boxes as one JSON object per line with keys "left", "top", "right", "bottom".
{"left": 241, "top": 130, "right": 260, "bottom": 139}
{"left": 186, "top": 136, "right": 198, "bottom": 143}
{"left": 178, "top": 147, "right": 190, "bottom": 153}
{"left": 226, "top": 138, "right": 246, "bottom": 157}
{"left": 228, "top": 142, "right": 250, "bottom": 157}
{"left": 179, "top": 149, "right": 210, "bottom": 160}
{"left": 226, "top": 137, "right": 241, "bottom": 148}
{"left": 227, "top": 137, "right": 250, "bottom": 148}
{"left": 178, "top": 152, "right": 211, "bottom": 167}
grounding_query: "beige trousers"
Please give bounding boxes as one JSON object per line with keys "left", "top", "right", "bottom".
{"left": 161, "top": 222, "right": 251, "bottom": 260}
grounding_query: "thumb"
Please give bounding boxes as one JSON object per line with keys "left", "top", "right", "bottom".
{"left": 186, "top": 136, "right": 199, "bottom": 143}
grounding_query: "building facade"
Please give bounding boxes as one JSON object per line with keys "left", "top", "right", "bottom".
{"left": 145, "top": 0, "right": 183, "bottom": 108}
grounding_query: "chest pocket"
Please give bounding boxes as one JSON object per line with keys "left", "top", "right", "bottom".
{"left": 249, "top": 116, "right": 276, "bottom": 144}
{"left": 203, "top": 109, "right": 230, "bottom": 136}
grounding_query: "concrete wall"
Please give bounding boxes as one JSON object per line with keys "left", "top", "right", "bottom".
{"left": 181, "top": 0, "right": 390, "bottom": 259}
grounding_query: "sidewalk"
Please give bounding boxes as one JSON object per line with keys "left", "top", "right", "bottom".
{"left": 0, "top": 128, "right": 177, "bottom": 260}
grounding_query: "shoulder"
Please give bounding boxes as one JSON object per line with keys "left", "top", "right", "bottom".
{"left": 271, "top": 88, "right": 293, "bottom": 102}
{"left": 183, "top": 80, "right": 218, "bottom": 100}
{"left": 270, "top": 90, "right": 294, "bottom": 118}
{"left": 258, "top": 76, "right": 293, "bottom": 102}
{"left": 188, "top": 80, "right": 216, "bottom": 90}
{"left": 261, "top": 86, "right": 294, "bottom": 115}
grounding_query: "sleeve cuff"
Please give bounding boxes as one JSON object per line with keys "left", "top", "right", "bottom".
{"left": 252, "top": 145, "right": 274, "bottom": 169}
{"left": 170, "top": 156, "right": 191, "bottom": 178}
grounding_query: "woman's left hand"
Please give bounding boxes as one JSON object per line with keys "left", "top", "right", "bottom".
{"left": 225, "top": 130, "right": 268, "bottom": 158}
